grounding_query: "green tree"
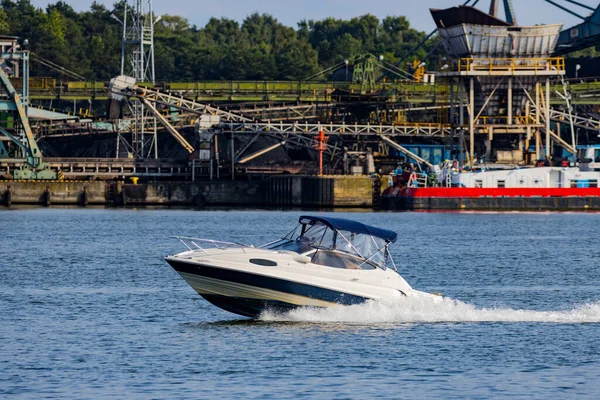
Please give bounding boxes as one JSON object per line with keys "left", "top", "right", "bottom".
{"left": 276, "top": 40, "right": 319, "bottom": 80}
{"left": 43, "top": 9, "right": 67, "bottom": 46}
{"left": 0, "top": 9, "right": 9, "bottom": 34}
{"left": 0, "top": 1, "right": 440, "bottom": 82}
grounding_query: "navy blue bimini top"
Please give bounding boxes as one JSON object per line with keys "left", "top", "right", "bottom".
{"left": 298, "top": 215, "right": 397, "bottom": 243}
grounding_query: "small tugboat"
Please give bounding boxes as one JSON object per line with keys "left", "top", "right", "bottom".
{"left": 166, "top": 215, "right": 438, "bottom": 318}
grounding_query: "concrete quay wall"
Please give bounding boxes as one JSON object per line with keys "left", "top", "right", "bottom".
{"left": 121, "top": 181, "right": 264, "bottom": 206}
{"left": 265, "top": 175, "right": 373, "bottom": 207}
{"left": 1, "top": 176, "right": 375, "bottom": 207}
{"left": 333, "top": 176, "right": 373, "bottom": 207}
{"left": 0, "top": 181, "right": 106, "bottom": 206}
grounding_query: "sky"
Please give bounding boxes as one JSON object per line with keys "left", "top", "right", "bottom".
{"left": 28, "top": 0, "right": 592, "bottom": 32}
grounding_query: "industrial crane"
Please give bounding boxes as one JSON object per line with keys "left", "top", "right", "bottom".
{"left": 0, "top": 55, "right": 56, "bottom": 180}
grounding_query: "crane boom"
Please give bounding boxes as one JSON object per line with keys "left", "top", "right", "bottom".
{"left": 109, "top": 75, "right": 256, "bottom": 154}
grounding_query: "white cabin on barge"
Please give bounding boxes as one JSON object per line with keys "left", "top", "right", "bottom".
{"left": 459, "top": 167, "right": 599, "bottom": 189}
{"left": 458, "top": 146, "right": 600, "bottom": 189}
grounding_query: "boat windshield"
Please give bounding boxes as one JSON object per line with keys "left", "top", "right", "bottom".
{"left": 265, "top": 221, "right": 395, "bottom": 270}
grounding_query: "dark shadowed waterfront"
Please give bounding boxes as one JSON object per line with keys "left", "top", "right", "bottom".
{"left": 2, "top": 208, "right": 600, "bottom": 399}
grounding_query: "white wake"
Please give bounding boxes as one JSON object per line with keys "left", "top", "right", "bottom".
{"left": 259, "top": 296, "right": 600, "bottom": 324}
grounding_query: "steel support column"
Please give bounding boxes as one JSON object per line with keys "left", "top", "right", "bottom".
{"left": 507, "top": 77, "right": 513, "bottom": 125}
{"left": 545, "top": 78, "right": 551, "bottom": 159}
{"left": 459, "top": 79, "right": 465, "bottom": 126}
{"left": 231, "top": 131, "right": 235, "bottom": 181}
{"left": 469, "top": 77, "right": 475, "bottom": 166}
{"left": 535, "top": 82, "right": 541, "bottom": 160}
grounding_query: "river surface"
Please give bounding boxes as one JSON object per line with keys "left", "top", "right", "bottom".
{"left": 2, "top": 208, "right": 600, "bottom": 399}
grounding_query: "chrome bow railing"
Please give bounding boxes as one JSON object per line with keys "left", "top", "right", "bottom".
{"left": 171, "top": 236, "right": 250, "bottom": 254}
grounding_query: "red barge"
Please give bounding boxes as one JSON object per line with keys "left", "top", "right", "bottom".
{"left": 381, "top": 186, "right": 600, "bottom": 211}
{"left": 381, "top": 147, "right": 600, "bottom": 211}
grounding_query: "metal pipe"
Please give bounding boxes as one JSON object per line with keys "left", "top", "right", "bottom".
{"left": 560, "top": 0, "right": 594, "bottom": 12}
{"left": 449, "top": 76, "right": 455, "bottom": 126}
{"left": 459, "top": 79, "right": 465, "bottom": 126}
{"left": 140, "top": 98, "right": 194, "bottom": 153}
{"left": 548, "top": 128, "right": 575, "bottom": 155}
{"left": 489, "top": 0, "right": 499, "bottom": 17}
{"left": 23, "top": 52, "right": 29, "bottom": 112}
{"left": 556, "top": 73, "right": 579, "bottom": 154}
{"left": 304, "top": 60, "right": 347, "bottom": 81}
{"left": 475, "top": 78, "right": 504, "bottom": 121}
{"left": 116, "top": 131, "right": 120, "bottom": 159}
{"left": 535, "top": 82, "right": 541, "bottom": 160}
{"left": 231, "top": 131, "right": 235, "bottom": 180}
{"left": 469, "top": 77, "right": 475, "bottom": 167}
{"left": 121, "top": 6, "right": 127, "bottom": 75}
{"left": 238, "top": 141, "right": 286, "bottom": 164}
{"left": 545, "top": 79, "right": 551, "bottom": 159}
{"left": 543, "top": 0, "right": 587, "bottom": 20}
{"left": 215, "top": 134, "right": 219, "bottom": 180}
{"left": 507, "top": 77, "right": 512, "bottom": 125}
{"left": 153, "top": 118, "right": 158, "bottom": 159}
{"left": 525, "top": 101, "right": 531, "bottom": 159}
{"left": 503, "top": 0, "right": 517, "bottom": 25}
{"left": 378, "top": 135, "right": 433, "bottom": 168}
{"left": 235, "top": 131, "right": 262, "bottom": 160}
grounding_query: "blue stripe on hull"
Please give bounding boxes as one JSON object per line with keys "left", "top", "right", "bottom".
{"left": 201, "top": 295, "right": 302, "bottom": 318}
{"left": 166, "top": 259, "right": 369, "bottom": 316}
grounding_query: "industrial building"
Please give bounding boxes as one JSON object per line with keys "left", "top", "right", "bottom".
{"left": 2, "top": 0, "right": 600, "bottom": 206}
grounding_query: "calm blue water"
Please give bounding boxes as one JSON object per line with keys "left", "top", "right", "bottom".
{"left": 2, "top": 208, "right": 600, "bottom": 398}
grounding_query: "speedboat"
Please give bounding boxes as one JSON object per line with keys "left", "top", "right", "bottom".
{"left": 165, "top": 215, "right": 437, "bottom": 318}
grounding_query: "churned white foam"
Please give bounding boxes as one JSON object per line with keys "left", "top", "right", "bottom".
{"left": 259, "top": 296, "right": 600, "bottom": 324}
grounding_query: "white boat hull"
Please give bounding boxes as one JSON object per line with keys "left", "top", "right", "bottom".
{"left": 166, "top": 248, "right": 427, "bottom": 318}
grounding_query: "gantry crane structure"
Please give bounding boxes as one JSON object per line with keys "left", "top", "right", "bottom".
{"left": 0, "top": 36, "right": 55, "bottom": 179}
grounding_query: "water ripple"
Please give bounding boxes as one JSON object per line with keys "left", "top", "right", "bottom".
{"left": 2, "top": 208, "right": 600, "bottom": 398}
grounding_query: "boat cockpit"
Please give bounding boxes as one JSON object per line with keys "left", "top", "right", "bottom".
{"left": 264, "top": 215, "right": 398, "bottom": 271}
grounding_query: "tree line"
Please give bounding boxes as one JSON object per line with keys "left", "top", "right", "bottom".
{"left": 0, "top": 0, "right": 442, "bottom": 82}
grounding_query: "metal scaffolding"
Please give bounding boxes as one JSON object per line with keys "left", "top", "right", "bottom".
{"left": 432, "top": 4, "right": 571, "bottom": 166}
{"left": 441, "top": 58, "right": 565, "bottom": 165}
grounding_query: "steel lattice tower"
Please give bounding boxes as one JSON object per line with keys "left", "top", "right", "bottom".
{"left": 121, "top": 0, "right": 156, "bottom": 82}
{"left": 116, "top": 0, "right": 158, "bottom": 159}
